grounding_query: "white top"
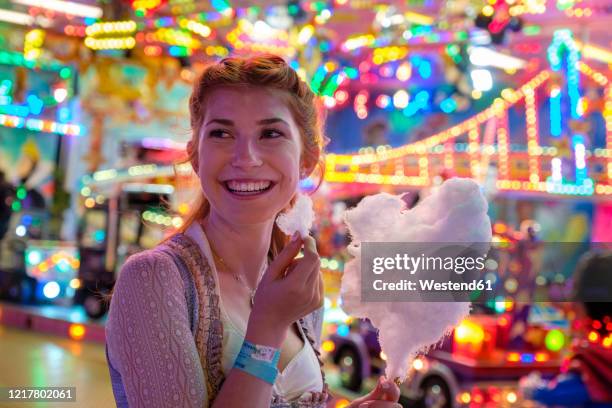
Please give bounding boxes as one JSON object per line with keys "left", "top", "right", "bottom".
{"left": 186, "top": 223, "right": 324, "bottom": 401}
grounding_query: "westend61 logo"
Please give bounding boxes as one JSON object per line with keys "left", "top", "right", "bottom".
{"left": 361, "top": 242, "right": 612, "bottom": 303}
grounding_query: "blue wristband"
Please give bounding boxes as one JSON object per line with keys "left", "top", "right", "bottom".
{"left": 233, "top": 340, "right": 281, "bottom": 385}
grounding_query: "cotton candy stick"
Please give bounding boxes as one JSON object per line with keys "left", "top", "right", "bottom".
{"left": 341, "top": 177, "right": 492, "bottom": 383}
{"left": 275, "top": 192, "right": 315, "bottom": 238}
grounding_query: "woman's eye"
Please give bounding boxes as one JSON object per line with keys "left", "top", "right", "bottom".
{"left": 209, "top": 129, "right": 231, "bottom": 138}
{"left": 262, "top": 129, "right": 284, "bottom": 139}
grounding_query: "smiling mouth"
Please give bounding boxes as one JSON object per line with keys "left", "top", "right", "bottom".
{"left": 222, "top": 180, "right": 276, "bottom": 196}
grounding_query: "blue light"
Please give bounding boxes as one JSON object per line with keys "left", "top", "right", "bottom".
{"left": 26, "top": 94, "right": 43, "bottom": 115}
{"left": 84, "top": 17, "right": 96, "bottom": 25}
{"left": 440, "top": 97, "right": 457, "bottom": 113}
{"left": 337, "top": 324, "right": 349, "bottom": 337}
{"left": 550, "top": 89, "right": 562, "bottom": 137}
{"left": 299, "top": 178, "right": 315, "bottom": 190}
{"left": 415, "top": 90, "right": 430, "bottom": 104}
{"left": 418, "top": 60, "right": 432, "bottom": 79}
{"left": 402, "top": 104, "right": 419, "bottom": 117}
{"left": 94, "top": 230, "right": 105, "bottom": 243}
{"left": 58, "top": 107, "right": 71, "bottom": 123}
{"left": 521, "top": 353, "right": 534, "bottom": 363}
{"left": 22, "top": 214, "right": 32, "bottom": 225}
{"left": 211, "top": 0, "right": 231, "bottom": 12}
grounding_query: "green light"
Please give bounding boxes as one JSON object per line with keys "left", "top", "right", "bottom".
{"left": 344, "top": 67, "right": 358, "bottom": 79}
{"left": 26, "top": 250, "right": 42, "bottom": 265}
{"left": 446, "top": 44, "right": 460, "bottom": 57}
{"left": 288, "top": 3, "right": 300, "bottom": 15}
{"left": 11, "top": 201, "right": 21, "bottom": 212}
{"left": 135, "top": 9, "right": 145, "bottom": 17}
{"left": 59, "top": 67, "right": 71, "bottom": 79}
{"left": 16, "top": 186, "right": 27, "bottom": 200}
{"left": 556, "top": 0, "right": 574, "bottom": 11}
{"left": 545, "top": 329, "right": 565, "bottom": 352}
{"left": 312, "top": 1, "right": 326, "bottom": 12}
{"left": 523, "top": 25, "right": 541, "bottom": 36}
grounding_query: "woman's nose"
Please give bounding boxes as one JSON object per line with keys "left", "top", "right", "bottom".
{"left": 231, "top": 138, "right": 262, "bottom": 168}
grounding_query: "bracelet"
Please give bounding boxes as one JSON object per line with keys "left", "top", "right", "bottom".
{"left": 233, "top": 340, "right": 281, "bottom": 385}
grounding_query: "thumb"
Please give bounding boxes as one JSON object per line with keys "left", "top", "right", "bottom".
{"left": 351, "top": 377, "right": 386, "bottom": 406}
{"left": 262, "top": 232, "right": 303, "bottom": 282}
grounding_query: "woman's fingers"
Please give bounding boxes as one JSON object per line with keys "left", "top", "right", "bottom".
{"left": 262, "top": 234, "right": 303, "bottom": 282}
{"left": 301, "top": 235, "right": 319, "bottom": 261}
{"left": 380, "top": 379, "right": 400, "bottom": 402}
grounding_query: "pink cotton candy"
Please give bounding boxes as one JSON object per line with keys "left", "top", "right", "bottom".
{"left": 340, "top": 177, "right": 492, "bottom": 382}
{"left": 276, "top": 193, "right": 315, "bottom": 238}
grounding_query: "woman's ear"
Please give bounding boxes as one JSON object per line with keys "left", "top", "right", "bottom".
{"left": 300, "top": 149, "right": 320, "bottom": 179}
{"left": 187, "top": 140, "right": 198, "bottom": 173}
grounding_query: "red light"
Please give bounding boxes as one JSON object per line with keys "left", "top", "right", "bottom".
{"left": 471, "top": 388, "right": 484, "bottom": 404}
{"left": 488, "top": 386, "right": 501, "bottom": 402}
{"left": 498, "top": 316, "right": 509, "bottom": 327}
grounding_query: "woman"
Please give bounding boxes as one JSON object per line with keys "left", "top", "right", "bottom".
{"left": 105, "top": 54, "right": 401, "bottom": 408}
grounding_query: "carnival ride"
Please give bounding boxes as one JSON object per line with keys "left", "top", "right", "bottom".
{"left": 323, "top": 30, "right": 611, "bottom": 201}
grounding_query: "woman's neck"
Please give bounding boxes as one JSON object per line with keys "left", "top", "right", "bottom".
{"left": 200, "top": 212, "right": 273, "bottom": 286}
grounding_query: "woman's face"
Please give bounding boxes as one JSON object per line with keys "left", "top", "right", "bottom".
{"left": 194, "top": 86, "right": 303, "bottom": 225}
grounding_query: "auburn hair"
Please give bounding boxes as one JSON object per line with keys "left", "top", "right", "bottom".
{"left": 174, "top": 53, "right": 327, "bottom": 258}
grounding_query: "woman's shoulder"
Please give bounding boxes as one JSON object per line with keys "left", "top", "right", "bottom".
{"left": 115, "top": 244, "right": 185, "bottom": 293}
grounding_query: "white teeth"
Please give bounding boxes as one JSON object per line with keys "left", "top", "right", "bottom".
{"left": 226, "top": 180, "right": 272, "bottom": 192}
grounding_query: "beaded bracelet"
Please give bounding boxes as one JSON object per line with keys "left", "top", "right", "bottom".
{"left": 233, "top": 340, "right": 281, "bottom": 385}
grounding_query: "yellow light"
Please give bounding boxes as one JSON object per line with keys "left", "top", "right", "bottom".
{"left": 322, "top": 340, "right": 335, "bottom": 352}
{"left": 69, "top": 324, "right": 86, "bottom": 341}
{"left": 459, "top": 392, "right": 471, "bottom": 404}
{"left": 69, "top": 278, "right": 81, "bottom": 289}
{"left": 506, "top": 391, "right": 517, "bottom": 403}
{"left": 335, "top": 399, "right": 350, "bottom": 408}
{"left": 471, "top": 90, "right": 482, "bottom": 99}
{"left": 380, "top": 351, "right": 387, "bottom": 361}
{"left": 85, "top": 197, "right": 95, "bottom": 208}
{"left": 507, "top": 352, "right": 521, "bottom": 362}
{"left": 482, "top": 5, "right": 494, "bottom": 17}
{"left": 86, "top": 20, "right": 136, "bottom": 37}
{"left": 454, "top": 320, "right": 485, "bottom": 345}
{"left": 535, "top": 352, "right": 548, "bottom": 362}
{"left": 171, "top": 217, "right": 184, "bottom": 228}
{"left": 298, "top": 25, "right": 314, "bottom": 44}
{"left": 412, "top": 357, "right": 424, "bottom": 370}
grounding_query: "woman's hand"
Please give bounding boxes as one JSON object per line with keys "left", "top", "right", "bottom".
{"left": 347, "top": 377, "right": 402, "bottom": 408}
{"left": 246, "top": 232, "right": 323, "bottom": 347}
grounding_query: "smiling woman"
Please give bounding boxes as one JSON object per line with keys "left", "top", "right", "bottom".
{"left": 104, "top": 54, "right": 401, "bottom": 408}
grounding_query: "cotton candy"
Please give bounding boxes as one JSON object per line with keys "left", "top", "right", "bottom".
{"left": 276, "top": 192, "right": 315, "bottom": 238}
{"left": 340, "top": 177, "right": 492, "bottom": 382}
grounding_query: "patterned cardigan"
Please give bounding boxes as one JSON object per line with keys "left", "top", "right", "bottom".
{"left": 105, "top": 231, "right": 327, "bottom": 408}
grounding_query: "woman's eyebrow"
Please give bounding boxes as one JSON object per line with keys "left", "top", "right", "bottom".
{"left": 256, "top": 118, "right": 289, "bottom": 126}
{"left": 205, "top": 118, "right": 234, "bottom": 126}
{"left": 204, "top": 118, "right": 289, "bottom": 126}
